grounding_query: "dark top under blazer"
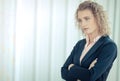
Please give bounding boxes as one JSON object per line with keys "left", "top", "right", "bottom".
{"left": 61, "top": 36, "right": 117, "bottom": 81}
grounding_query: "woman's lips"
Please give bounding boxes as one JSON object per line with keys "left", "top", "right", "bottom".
{"left": 83, "top": 28, "right": 89, "bottom": 31}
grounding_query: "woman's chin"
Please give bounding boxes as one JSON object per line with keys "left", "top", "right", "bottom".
{"left": 84, "top": 32, "right": 90, "bottom": 35}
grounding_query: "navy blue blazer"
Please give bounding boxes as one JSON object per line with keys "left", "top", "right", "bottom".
{"left": 61, "top": 36, "right": 117, "bottom": 81}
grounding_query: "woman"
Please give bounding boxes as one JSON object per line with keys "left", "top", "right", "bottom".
{"left": 61, "top": 1, "right": 117, "bottom": 81}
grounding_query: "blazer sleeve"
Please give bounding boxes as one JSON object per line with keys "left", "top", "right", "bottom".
{"left": 68, "top": 42, "right": 117, "bottom": 81}
{"left": 61, "top": 41, "right": 81, "bottom": 81}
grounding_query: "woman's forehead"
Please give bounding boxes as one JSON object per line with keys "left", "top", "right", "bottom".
{"left": 78, "top": 9, "right": 94, "bottom": 18}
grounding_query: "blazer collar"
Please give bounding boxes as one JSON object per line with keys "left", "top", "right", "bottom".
{"left": 81, "top": 36, "right": 108, "bottom": 65}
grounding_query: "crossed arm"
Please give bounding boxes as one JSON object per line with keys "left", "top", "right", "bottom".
{"left": 68, "top": 58, "right": 97, "bottom": 81}
{"left": 61, "top": 43, "right": 117, "bottom": 81}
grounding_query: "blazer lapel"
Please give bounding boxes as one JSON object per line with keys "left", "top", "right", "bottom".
{"left": 81, "top": 36, "right": 107, "bottom": 65}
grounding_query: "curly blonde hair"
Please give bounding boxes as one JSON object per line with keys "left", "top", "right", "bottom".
{"left": 75, "top": 1, "right": 110, "bottom": 36}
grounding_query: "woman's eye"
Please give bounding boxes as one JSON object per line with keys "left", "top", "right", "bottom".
{"left": 85, "top": 17, "right": 90, "bottom": 21}
{"left": 78, "top": 19, "right": 82, "bottom": 22}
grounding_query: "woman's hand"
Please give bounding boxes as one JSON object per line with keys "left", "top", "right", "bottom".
{"left": 68, "top": 64, "right": 81, "bottom": 81}
{"left": 89, "top": 58, "right": 98, "bottom": 69}
{"left": 68, "top": 64, "right": 74, "bottom": 70}
{"left": 77, "top": 79, "right": 81, "bottom": 81}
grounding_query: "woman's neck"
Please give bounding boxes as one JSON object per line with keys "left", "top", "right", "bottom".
{"left": 87, "top": 32, "right": 100, "bottom": 43}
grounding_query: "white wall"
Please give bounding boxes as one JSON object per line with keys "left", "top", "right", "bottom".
{"left": 0, "top": 0, "right": 119, "bottom": 81}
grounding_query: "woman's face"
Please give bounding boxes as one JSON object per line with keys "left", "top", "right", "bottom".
{"left": 77, "top": 9, "right": 99, "bottom": 35}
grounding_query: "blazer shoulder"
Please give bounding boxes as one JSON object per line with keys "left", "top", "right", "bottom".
{"left": 76, "top": 39, "right": 85, "bottom": 45}
{"left": 72, "top": 39, "right": 86, "bottom": 50}
{"left": 102, "top": 36, "right": 117, "bottom": 48}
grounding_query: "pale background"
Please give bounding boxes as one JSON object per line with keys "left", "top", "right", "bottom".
{"left": 0, "top": 0, "right": 120, "bottom": 81}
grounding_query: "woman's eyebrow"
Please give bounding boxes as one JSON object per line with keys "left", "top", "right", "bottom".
{"left": 83, "top": 16, "right": 91, "bottom": 18}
